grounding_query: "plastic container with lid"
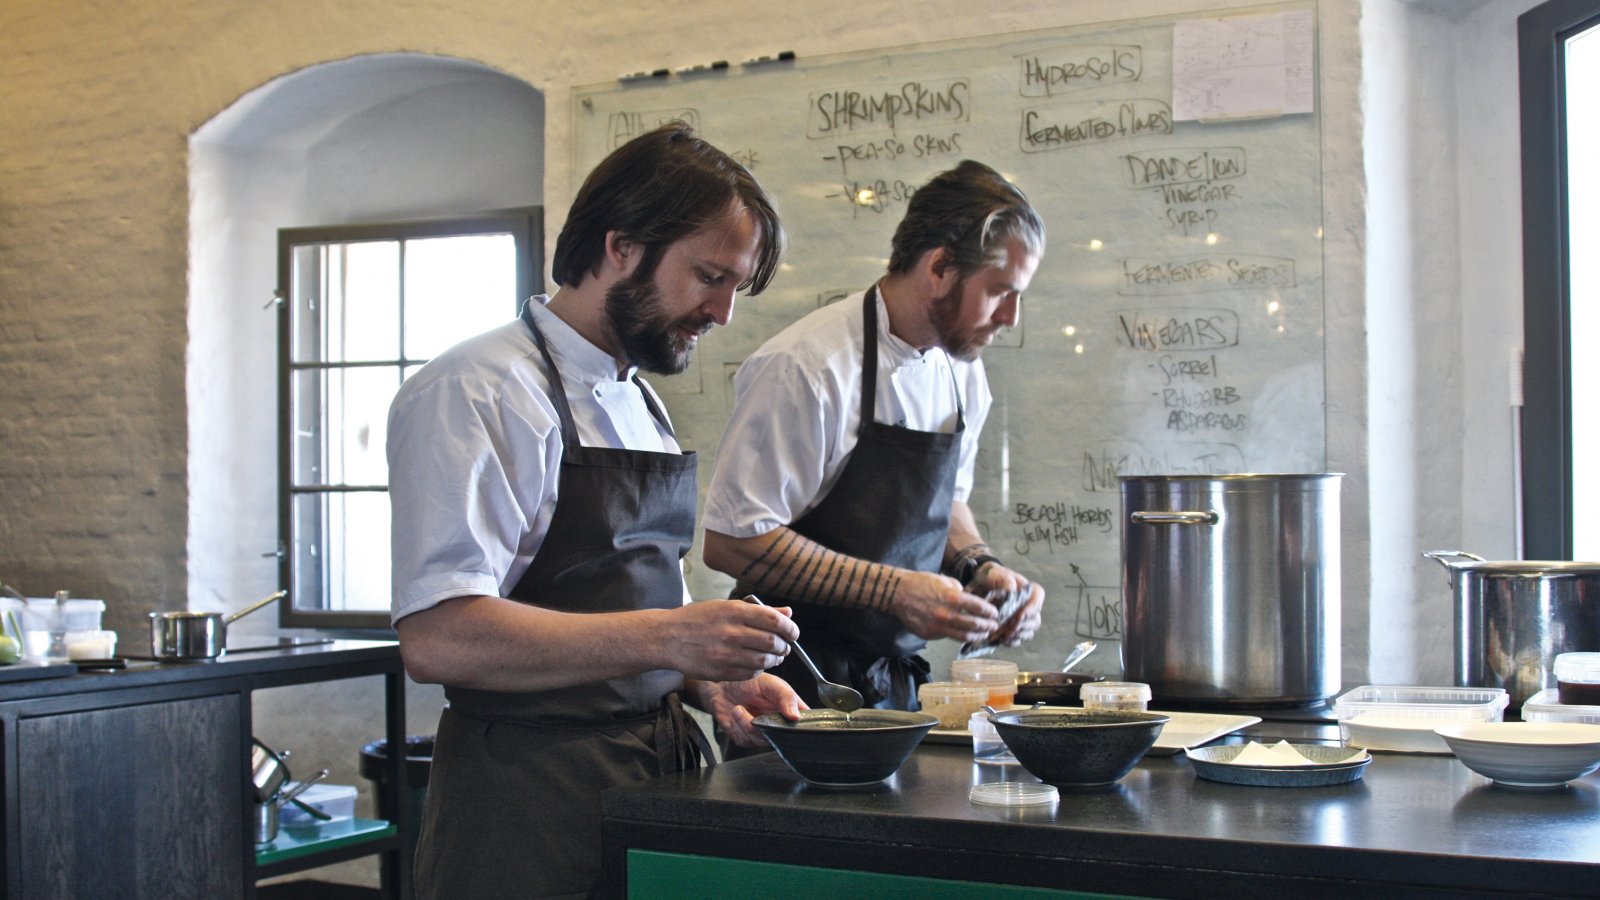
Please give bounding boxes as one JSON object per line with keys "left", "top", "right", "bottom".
{"left": 20, "top": 597, "right": 105, "bottom": 663}
{"left": 1522, "top": 688, "right": 1600, "bottom": 725}
{"left": 278, "top": 782, "right": 358, "bottom": 827}
{"left": 1081, "top": 681, "right": 1151, "bottom": 712}
{"left": 950, "top": 659, "right": 1018, "bottom": 707}
{"left": 1332, "top": 685, "right": 1508, "bottom": 753}
{"left": 917, "top": 681, "right": 989, "bottom": 730}
{"left": 1554, "top": 652, "right": 1600, "bottom": 706}
{"left": 968, "top": 710, "right": 1018, "bottom": 765}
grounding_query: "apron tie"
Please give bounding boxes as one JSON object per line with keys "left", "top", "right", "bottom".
{"left": 658, "top": 691, "right": 713, "bottom": 772}
{"left": 862, "top": 654, "right": 932, "bottom": 710}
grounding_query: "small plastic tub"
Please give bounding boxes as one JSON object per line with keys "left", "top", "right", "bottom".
{"left": 968, "top": 710, "right": 1018, "bottom": 766}
{"left": 1081, "top": 681, "right": 1151, "bottom": 712}
{"left": 917, "top": 681, "right": 989, "bottom": 730}
{"left": 1332, "top": 685, "right": 1508, "bottom": 753}
{"left": 279, "top": 782, "right": 358, "bottom": 827}
{"left": 1554, "top": 653, "right": 1600, "bottom": 706}
{"left": 65, "top": 630, "right": 117, "bottom": 660}
{"left": 1523, "top": 688, "right": 1600, "bottom": 725}
{"left": 951, "top": 659, "right": 1018, "bottom": 707}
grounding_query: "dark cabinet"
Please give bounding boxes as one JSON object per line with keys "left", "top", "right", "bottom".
{"left": 16, "top": 695, "right": 243, "bottom": 899}
{"left": 0, "top": 641, "right": 408, "bottom": 900}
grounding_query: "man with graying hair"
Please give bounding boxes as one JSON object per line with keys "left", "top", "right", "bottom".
{"left": 387, "top": 123, "right": 803, "bottom": 899}
{"left": 703, "top": 160, "right": 1048, "bottom": 718}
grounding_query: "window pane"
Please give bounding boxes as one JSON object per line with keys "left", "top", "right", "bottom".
{"left": 290, "top": 241, "right": 402, "bottom": 364}
{"left": 339, "top": 242, "right": 403, "bottom": 362}
{"left": 404, "top": 234, "right": 518, "bottom": 359}
{"left": 291, "top": 491, "right": 392, "bottom": 613}
{"left": 290, "top": 366, "right": 400, "bottom": 487}
{"left": 1569, "top": 21, "right": 1600, "bottom": 559}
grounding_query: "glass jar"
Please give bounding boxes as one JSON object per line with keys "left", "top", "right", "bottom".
{"left": 968, "top": 710, "right": 1018, "bottom": 765}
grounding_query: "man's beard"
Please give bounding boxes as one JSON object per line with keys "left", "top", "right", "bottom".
{"left": 929, "top": 276, "right": 1002, "bottom": 362}
{"left": 603, "top": 267, "right": 712, "bottom": 375}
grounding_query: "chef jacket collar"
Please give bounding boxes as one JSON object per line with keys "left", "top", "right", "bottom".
{"left": 871, "top": 289, "right": 945, "bottom": 367}
{"left": 524, "top": 296, "right": 641, "bottom": 385}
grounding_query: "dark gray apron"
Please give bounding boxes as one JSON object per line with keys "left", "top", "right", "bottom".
{"left": 743, "top": 288, "right": 965, "bottom": 711}
{"left": 414, "top": 306, "right": 706, "bottom": 900}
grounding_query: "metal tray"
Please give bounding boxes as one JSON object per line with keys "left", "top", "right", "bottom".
{"left": 1185, "top": 743, "right": 1371, "bottom": 787}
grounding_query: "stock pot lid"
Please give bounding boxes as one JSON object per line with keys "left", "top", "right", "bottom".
{"left": 1119, "top": 473, "right": 1343, "bottom": 488}
{"left": 1448, "top": 560, "right": 1600, "bottom": 575}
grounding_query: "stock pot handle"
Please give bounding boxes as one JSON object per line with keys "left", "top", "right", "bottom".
{"left": 1130, "top": 511, "right": 1218, "bottom": 525}
{"left": 1422, "top": 550, "right": 1486, "bottom": 571}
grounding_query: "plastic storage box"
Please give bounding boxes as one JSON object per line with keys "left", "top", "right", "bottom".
{"left": 278, "top": 783, "right": 358, "bottom": 828}
{"left": 1333, "top": 685, "right": 1509, "bottom": 753}
{"left": 1553, "top": 652, "right": 1600, "bottom": 706}
{"left": 1521, "top": 688, "right": 1600, "bottom": 726}
{"left": 1082, "top": 681, "right": 1152, "bottom": 712}
{"left": 950, "top": 659, "right": 1018, "bottom": 707}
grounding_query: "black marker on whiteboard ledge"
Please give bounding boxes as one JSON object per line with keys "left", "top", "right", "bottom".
{"left": 675, "top": 60, "right": 730, "bottom": 75}
{"left": 742, "top": 50, "right": 796, "bottom": 67}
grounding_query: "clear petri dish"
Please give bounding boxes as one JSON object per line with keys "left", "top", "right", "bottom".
{"left": 969, "top": 781, "right": 1059, "bottom": 807}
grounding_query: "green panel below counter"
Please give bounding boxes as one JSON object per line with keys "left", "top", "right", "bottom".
{"left": 627, "top": 850, "right": 1145, "bottom": 899}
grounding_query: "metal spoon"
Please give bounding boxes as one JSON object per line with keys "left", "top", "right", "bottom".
{"left": 1059, "top": 640, "right": 1097, "bottom": 673}
{"left": 744, "top": 595, "right": 863, "bottom": 713}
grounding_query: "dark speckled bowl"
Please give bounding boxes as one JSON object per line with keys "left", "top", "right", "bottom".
{"left": 753, "top": 708, "right": 939, "bottom": 786}
{"left": 990, "top": 707, "right": 1169, "bottom": 786}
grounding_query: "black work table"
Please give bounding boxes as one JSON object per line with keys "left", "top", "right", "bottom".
{"left": 599, "top": 718, "right": 1600, "bottom": 898}
{"left": 0, "top": 640, "right": 409, "bottom": 899}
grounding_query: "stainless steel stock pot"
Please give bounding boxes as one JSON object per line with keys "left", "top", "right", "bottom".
{"left": 1121, "top": 474, "right": 1342, "bottom": 707}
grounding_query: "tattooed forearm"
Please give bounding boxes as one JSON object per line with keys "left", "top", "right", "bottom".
{"left": 737, "top": 528, "right": 900, "bottom": 612}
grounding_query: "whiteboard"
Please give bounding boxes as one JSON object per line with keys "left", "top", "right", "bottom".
{"left": 573, "top": 2, "right": 1324, "bottom": 678}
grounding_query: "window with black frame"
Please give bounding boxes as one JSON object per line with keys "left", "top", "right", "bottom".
{"left": 1520, "top": 0, "right": 1599, "bottom": 561}
{"left": 277, "top": 209, "right": 542, "bottom": 629}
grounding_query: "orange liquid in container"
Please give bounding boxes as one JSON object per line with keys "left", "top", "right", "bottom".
{"left": 985, "top": 686, "right": 1018, "bottom": 707}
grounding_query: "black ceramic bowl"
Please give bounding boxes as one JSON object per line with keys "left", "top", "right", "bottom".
{"left": 753, "top": 708, "right": 939, "bottom": 786}
{"left": 1014, "top": 671, "right": 1104, "bottom": 705}
{"left": 989, "top": 707, "right": 1169, "bottom": 786}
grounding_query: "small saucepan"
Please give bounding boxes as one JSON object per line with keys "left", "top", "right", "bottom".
{"left": 148, "top": 590, "right": 287, "bottom": 661}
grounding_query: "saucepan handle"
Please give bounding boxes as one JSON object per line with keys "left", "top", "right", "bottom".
{"left": 225, "top": 590, "right": 288, "bottom": 626}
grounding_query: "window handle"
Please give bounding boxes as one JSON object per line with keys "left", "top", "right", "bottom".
{"left": 262, "top": 542, "right": 286, "bottom": 560}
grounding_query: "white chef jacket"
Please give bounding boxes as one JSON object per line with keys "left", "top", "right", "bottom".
{"left": 703, "top": 289, "right": 991, "bottom": 540}
{"left": 387, "top": 297, "right": 683, "bottom": 625}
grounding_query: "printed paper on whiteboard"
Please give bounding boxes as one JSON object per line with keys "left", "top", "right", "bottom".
{"left": 1172, "top": 10, "right": 1314, "bottom": 121}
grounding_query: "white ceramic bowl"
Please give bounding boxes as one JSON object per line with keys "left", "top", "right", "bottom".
{"left": 1435, "top": 721, "right": 1600, "bottom": 788}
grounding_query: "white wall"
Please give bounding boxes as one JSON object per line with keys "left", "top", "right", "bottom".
{"left": 1360, "top": 0, "right": 1543, "bottom": 686}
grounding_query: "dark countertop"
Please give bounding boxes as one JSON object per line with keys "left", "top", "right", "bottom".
{"left": 601, "top": 718, "right": 1600, "bottom": 898}
{"left": 0, "top": 639, "right": 400, "bottom": 702}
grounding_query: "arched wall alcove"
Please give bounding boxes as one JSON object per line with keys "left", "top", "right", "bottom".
{"left": 187, "top": 54, "right": 544, "bottom": 628}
